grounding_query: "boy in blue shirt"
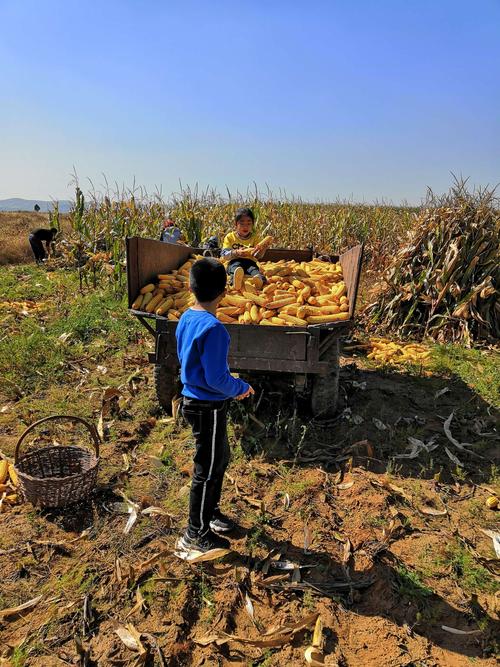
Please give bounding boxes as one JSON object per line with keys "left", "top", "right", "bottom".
{"left": 176, "top": 258, "right": 254, "bottom": 552}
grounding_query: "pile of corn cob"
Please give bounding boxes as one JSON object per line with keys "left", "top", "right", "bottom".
{"left": 0, "top": 459, "right": 20, "bottom": 511}
{"left": 131, "top": 256, "right": 350, "bottom": 326}
{"left": 366, "top": 338, "right": 431, "bottom": 364}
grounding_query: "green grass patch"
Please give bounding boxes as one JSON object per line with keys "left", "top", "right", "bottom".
{"left": 430, "top": 344, "right": 500, "bottom": 407}
{"left": 437, "top": 540, "right": 498, "bottom": 594}
{"left": 395, "top": 564, "right": 433, "bottom": 602}
{"left": 0, "top": 264, "right": 78, "bottom": 300}
{"left": 0, "top": 275, "right": 139, "bottom": 396}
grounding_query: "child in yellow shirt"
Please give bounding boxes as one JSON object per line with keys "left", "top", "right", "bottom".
{"left": 221, "top": 208, "right": 266, "bottom": 290}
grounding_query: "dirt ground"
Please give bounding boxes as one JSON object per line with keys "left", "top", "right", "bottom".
{"left": 0, "top": 255, "right": 498, "bottom": 666}
{"left": 1, "top": 334, "right": 499, "bottom": 666}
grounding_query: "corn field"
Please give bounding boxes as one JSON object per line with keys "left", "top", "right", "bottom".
{"left": 65, "top": 179, "right": 417, "bottom": 292}
{"left": 368, "top": 181, "right": 499, "bottom": 344}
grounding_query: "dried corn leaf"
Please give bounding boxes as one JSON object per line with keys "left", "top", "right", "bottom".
{"left": 125, "top": 587, "right": 146, "bottom": 619}
{"left": 304, "top": 646, "right": 325, "bottom": 666}
{"left": 195, "top": 633, "right": 293, "bottom": 648}
{"left": 336, "top": 480, "right": 354, "bottom": 490}
{"left": 312, "top": 616, "right": 323, "bottom": 648}
{"left": 0, "top": 595, "right": 43, "bottom": 620}
{"left": 418, "top": 505, "right": 447, "bottom": 516}
{"left": 262, "top": 612, "right": 320, "bottom": 637}
{"left": 176, "top": 548, "right": 231, "bottom": 563}
{"left": 444, "top": 447, "right": 464, "bottom": 467}
{"left": 443, "top": 412, "right": 474, "bottom": 452}
{"left": 434, "top": 387, "right": 450, "bottom": 399}
{"left": 244, "top": 591, "right": 255, "bottom": 623}
{"left": 304, "top": 525, "right": 312, "bottom": 553}
{"left": 479, "top": 529, "right": 500, "bottom": 558}
{"left": 113, "top": 494, "right": 139, "bottom": 534}
{"left": 115, "top": 624, "right": 146, "bottom": 653}
{"left": 141, "top": 506, "right": 172, "bottom": 520}
{"left": 441, "top": 625, "right": 481, "bottom": 635}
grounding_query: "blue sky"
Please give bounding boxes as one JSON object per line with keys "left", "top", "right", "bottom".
{"left": 0, "top": 0, "right": 499, "bottom": 203}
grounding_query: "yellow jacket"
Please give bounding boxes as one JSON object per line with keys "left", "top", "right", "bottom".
{"left": 221, "top": 230, "right": 262, "bottom": 258}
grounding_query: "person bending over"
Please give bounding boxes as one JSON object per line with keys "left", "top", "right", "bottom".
{"left": 28, "top": 227, "right": 58, "bottom": 264}
{"left": 176, "top": 257, "right": 254, "bottom": 553}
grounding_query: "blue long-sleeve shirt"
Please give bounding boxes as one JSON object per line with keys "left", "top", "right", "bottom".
{"left": 176, "top": 309, "right": 249, "bottom": 401}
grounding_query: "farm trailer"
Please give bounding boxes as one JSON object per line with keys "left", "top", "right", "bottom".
{"left": 126, "top": 238, "right": 363, "bottom": 418}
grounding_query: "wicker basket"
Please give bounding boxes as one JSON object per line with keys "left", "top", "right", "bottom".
{"left": 14, "top": 415, "right": 100, "bottom": 508}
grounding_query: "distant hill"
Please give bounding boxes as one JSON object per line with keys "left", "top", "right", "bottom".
{"left": 0, "top": 198, "right": 72, "bottom": 213}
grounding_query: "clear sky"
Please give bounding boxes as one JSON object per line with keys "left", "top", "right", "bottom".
{"left": 1, "top": 0, "right": 499, "bottom": 204}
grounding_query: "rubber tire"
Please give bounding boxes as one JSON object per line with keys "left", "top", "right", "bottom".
{"left": 153, "top": 364, "right": 179, "bottom": 413}
{"left": 311, "top": 372, "right": 339, "bottom": 418}
{"left": 310, "top": 339, "right": 340, "bottom": 418}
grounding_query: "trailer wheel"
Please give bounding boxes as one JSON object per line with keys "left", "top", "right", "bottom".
{"left": 154, "top": 364, "right": 180, "bottom": 413}
{"left": 310, "top": 339, "right": 340, "bottom": 418}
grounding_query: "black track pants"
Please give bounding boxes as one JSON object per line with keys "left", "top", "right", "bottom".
{"left": 182, "top": 398, "right": 230, "bottom": 537}
{"left": 29, "top": 235, "right": 46, "bottom": 262}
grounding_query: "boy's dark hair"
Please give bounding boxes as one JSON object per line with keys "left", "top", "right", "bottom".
{"left": 190, "top": 258, "right": 227, "bottom": 302}
{"left": 235, "top": 207, "right": 254, "bottom": 223}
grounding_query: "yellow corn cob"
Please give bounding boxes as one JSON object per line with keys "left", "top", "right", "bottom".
{"left": 167, "top": 312, "right": 179, "bottom": 321}
{"left": 0, "top": 460, "right": 8, "bottom": 484}
{"left": 243, "top": 282, "right": 258, "bottom": 295}
{"left": 307, "top": 312, "right": 350, "bottom": 324}
{"left": 131, "top": 294, "right": 144, "bottom": 310}
{"left": 217, "top": 312, "right": 237, "bottom": 323}
{"left": 270, "top": 317, "right": 286, "bottom": 325}
{"left": 266, "top": 296, "right": 296, "bottom": 309}
{"left": 156, "top": 297, "right": 174, "bottom": 315}
{"left": 224, "top": 294, "right": 250, "bottom": 307}
{"left": 145, "top": 292, "right": 165, "bottom": 313}
{"left": 8, "top": 464, "right": 19, "bottom": 486}
{"left": 339, "top": 303, "right": 350, "bottom": 312}
{"left": 242, "top": 292, "right": 269, "bottom": 307}
{"left": 140, "top": 283, "right": 155, "bottom": 294}
{"left": 250, "top": 304, "right": 260, "bottom": 322}
{"left": 280, "top": 313, "right": 308, "bottom": 326}
{"left": 306, "top": 304, "right": 341, "bottom": 315}
{"left": 243, "top": 311, "right": 252, "bottom": 324}
{"left": 254, "top": 235, "right": 273, "bottom": 253}
{"left": 218, "top": 306, "right": 241, "bottom": 316}
{"left": 142, "top": 292, "right": 153, "bottom": 307}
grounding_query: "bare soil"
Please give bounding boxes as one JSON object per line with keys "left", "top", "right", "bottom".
{"left": 1, "top": 336, "right": 498, "bottom": 666}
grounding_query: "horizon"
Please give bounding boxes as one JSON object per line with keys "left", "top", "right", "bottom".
{"left": 1, "top": 1, "right": 499, "bottom": 204}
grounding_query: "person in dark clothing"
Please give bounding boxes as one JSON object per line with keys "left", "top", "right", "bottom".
{"left": 176, "top": 258, "right": 254, "bottom": 553}
{"left": 28, "top": 227, "right": 58, "bottom": 263}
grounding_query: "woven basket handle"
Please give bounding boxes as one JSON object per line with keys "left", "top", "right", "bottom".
{"left": 15, "top": 415, "right": 100, "bottom": 463}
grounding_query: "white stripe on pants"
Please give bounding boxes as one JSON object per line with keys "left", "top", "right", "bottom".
{"left": 199, "top": 408, "right": 217, "bottom": 534}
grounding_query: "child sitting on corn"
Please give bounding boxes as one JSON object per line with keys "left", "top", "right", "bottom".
{"left": 221, "top": 208, "right": 271, "bottom": 290}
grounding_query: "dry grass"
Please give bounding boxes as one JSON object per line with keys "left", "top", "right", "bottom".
{"left": 0, "top": 212, "right": 70, "bottom": 265}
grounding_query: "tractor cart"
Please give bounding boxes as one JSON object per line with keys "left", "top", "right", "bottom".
{"left": 126, "top": 238, "right": 363, "bottom": 418}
